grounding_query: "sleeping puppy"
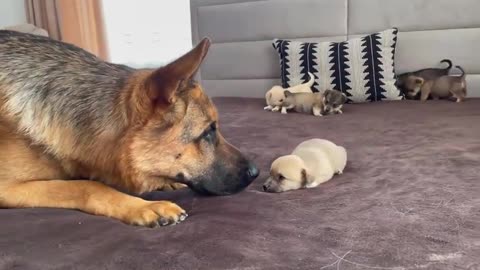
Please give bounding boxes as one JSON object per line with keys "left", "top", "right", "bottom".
{"left": 264, "top": 72, "right": 315, "bottom": 112}
{"left": 396, "top": 59, "right": 453, "bottom": 99}
{"left": 409, "top": 66, "right": 467, "bottom": 102}
{"left": 263, "top": 139, "right": 347, "bottom": 193}
{"left": 281, "top": 89, "right": 346, "bottom": 116}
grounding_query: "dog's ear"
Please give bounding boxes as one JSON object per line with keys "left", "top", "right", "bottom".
{"left": 147, "top": 38, "right": 211, "bottom": 105}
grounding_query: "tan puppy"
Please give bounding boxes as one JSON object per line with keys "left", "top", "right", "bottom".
{"left": 263, "top": 139, "right": 347, "bottom": 193}
{"left": 264, "top": 72, "right": 315, "bottom": 112}
{"left": 413, "top": 66, "right": 467, "bottom": 102}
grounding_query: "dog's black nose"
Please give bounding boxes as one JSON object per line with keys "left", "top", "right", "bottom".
{"left": 246, "top": 163, "right": 259, "bottom": 179}
{"left": 262, "top": 185, "right": 268, "bottom": 192}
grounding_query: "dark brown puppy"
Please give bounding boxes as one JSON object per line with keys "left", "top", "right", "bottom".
{"left": 0, "top": 30, "right": 259, "bottom": 227}
{"left": 396, "top": 59, "right": 453, "bottom": 99}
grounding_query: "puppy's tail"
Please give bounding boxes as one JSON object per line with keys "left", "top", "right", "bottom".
{"left": 305, "top": 72, "right": 315, "bottom": 88}
{"left": 440, "top": 59, "right": 453, "bottom": 70}
{"left": 455, "top": 65, "right": 466, "bottom": 78}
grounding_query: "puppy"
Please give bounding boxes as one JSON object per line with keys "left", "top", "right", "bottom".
{"left": 322, "top": 89, "right": 347, "bottom": 114}
{"left": 411, "top": 66, "right": 467, "bottom": 102}
{"left": 281, "top": 89, "right": 346, "bottom": 116}
{"left": 263, "top": 139, "right": 347, "bottom": 193}
{"left": 396, "top": 59, "right": 453, "bottom": 99}
{"left": 264, "top": 72, "right": 314, "bottom": 112}
{"left": 264, "top": 85, "right": 285, "bottom": 112}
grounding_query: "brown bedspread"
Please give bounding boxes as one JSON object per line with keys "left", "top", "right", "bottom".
{"left": 1, "top": 98, "right": 479, "bottom": 270}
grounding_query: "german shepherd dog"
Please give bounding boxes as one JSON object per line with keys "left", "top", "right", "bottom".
{"left": 0, "top": 30, "right": 259, "bottom": 227}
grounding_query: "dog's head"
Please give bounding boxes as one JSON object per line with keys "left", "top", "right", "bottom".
{"left": 322, "top": 89, "right": 347, "bottom": 114}
{"left": 265, "top": 86, "right": 286, "bottom": 106}
{"left": 263, "top": 155, "right": 310, "bottom": 193}
{"left": 395, "top": 73, "right": 424, "bottom": 99}
{"left": 124, "top": 38, "right": 259, "bottom": 195}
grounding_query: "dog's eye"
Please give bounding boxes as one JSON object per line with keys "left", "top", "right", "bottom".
{"left": 279, "top": 99, "right": 284, "bottom": 102}
{"left": 200, "top": 122, "right": 217, "bottom": 143}
{"left": 278, "top": 174, "right": 285, "bottom": 180}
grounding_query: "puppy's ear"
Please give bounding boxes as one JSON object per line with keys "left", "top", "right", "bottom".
{"left": 324, "top": 89, "right": 332, "bottom": 99}
{"left": 414, "top": 77, "right": 424, "bottom": 86}
{"left": 301, "top": 169, "right": 310, "bottom": 188}
{"left": 284, "top": 90, "right": 292, "bottom": 97}
{"left": 341, "top": 93, "right": 348, "bottom": 103}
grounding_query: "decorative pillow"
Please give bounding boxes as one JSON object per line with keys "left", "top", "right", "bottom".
{"left": 272, "top": 28, "right": 403, "bottom": 103}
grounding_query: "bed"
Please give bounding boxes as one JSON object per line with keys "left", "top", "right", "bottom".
{"left": 1, "top": 98, "right": 479, "bottom": 269}
{"left": 1, "top": 0, "right": 480, "bottom": 269}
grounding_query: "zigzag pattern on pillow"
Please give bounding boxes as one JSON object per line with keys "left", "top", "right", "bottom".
{"left": 273, "top": 28, "right": 403, "bottom": 103}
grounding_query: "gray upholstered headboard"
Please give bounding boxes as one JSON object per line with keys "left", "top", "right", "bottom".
{"left": 191, "top": 0, "right": 480, "bottom": 98}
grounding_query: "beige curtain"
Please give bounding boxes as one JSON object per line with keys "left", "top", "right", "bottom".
{"left": 25, "top": 0, "right": 109, "bottom": 60}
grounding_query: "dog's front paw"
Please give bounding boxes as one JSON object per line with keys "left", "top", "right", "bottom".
{"left": 272, "top": 107, "right": 280, "bottom": 112}
{"left": 264, "top": 105, "right": 272, "bottom": 111}
{"left": 123, "top": 201, "right": 187, "bottom": 227}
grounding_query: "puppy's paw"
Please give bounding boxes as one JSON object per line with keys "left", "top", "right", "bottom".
{"left": 123, "top": 201, "right": 187, "bottom": 228}
{"left": 281, "top": 110, "right": 288, "bottom": 114}
{"left": 264, "top": 105, "right": 272, "bottom": 111}
{"left": 272, "top": 107, "right": 280, "bottom": 112}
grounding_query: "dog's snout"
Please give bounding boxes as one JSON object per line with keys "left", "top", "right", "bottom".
{"left": 262, "top": 184, "right": 268, "bottom": 192}
{"left": 246, "top": 163, "right": 259, "bottom": 179}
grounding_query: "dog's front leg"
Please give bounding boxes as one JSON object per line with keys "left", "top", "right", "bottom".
{"left": 264, "top": 105, "right": 273, "bottom": 111}
{"left": 271, "top": 106, "right": 280, "bottom": 112}
{"left": 0, "top": 180, "right": 187, "bottom": 227}
{"left": 280, "top": 106, "right": 288, "bottom": 114}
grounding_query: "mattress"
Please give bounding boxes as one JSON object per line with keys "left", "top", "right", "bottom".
{"left": 1, "top": 98, "right": 479, "bottom": 270}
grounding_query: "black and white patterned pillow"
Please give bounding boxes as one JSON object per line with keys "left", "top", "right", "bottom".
{"left": 273, "top": 28, "right": 403, "bottom": 103}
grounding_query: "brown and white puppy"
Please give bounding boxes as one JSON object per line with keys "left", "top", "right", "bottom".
{"left": 281, "top": 89, "right": 346, "bottom": 116}
{"left": 409, "top": 66, "right": 467, "bottom": 102}
{"left": 263, "top": 139, "right": 347, "bottom": 193}
{"left": 264, "top": 72, "right": 314, "bottom": 112}
{"left": 322, "top": 89, "right": 347, "bottom": 115}
{"left": 396, "top": 59, "right": 453, "bottom": 99}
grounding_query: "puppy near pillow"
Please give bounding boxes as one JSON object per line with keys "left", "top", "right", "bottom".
{"left": 263, "top": 139, "right": 347, "bottom": 193}
{"left": 264, "top": 72, "right": 315, "bottom": 112}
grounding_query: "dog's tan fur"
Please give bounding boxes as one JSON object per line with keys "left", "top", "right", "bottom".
{"left": 0, "top": 31, "right": 258, "bottom": 227}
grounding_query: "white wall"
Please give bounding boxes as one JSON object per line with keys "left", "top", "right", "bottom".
{"left": 102, "top": 0, "right": 192, "bottom": 68}
{"left": 0, "top": 0, "right": 27, "bottom": 28}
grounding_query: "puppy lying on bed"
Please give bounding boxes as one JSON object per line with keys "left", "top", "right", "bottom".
{"left": 264, "top": 72, "right": 315, "bottom": 112}
{"left": 263, "top": 139, "right": 347, "bottom": 193}
{"left": 281, "top": 89, "right": 346, "bottom": 115}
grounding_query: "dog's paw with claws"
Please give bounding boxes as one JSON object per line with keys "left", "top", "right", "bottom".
{"left": 124, "top": 201, "right": 187, "bottom": 228}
